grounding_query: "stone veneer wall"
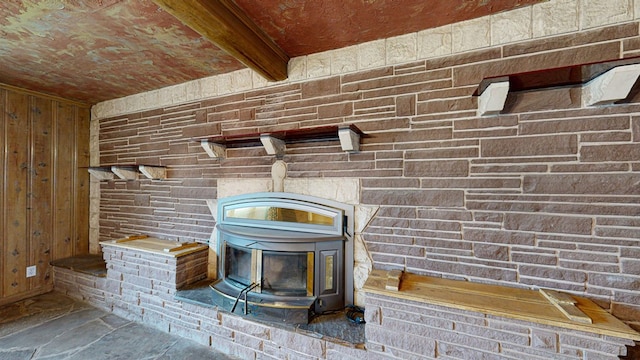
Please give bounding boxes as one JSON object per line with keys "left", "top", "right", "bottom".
{"left": 91, "top": 0, "right": 640, "bottom": 334}
{"left": 364, "top": 292, "right": 635, "bottom": 360}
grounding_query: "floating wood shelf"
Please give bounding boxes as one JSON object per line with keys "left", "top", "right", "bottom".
{"left": 475, "top": 57, "right": 640, "bottom": 115}
{"left": 193, "top": 124, "right": 365, "bottom": 158}
{"left": 87, "top": 165, "right": 166, "bottom": 180}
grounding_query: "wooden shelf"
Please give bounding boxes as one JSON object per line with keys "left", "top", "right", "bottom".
{"left": 101, "top": 234, "right": 208, "bottom": 258}
{"left": 474, "top": 57, "right": 640, "bottom": 116}
{"left": 87, "top": 165, "right": 166, "bottom": 180}
{"left": 193, "top": 124, "right": 365, "bottom": 158}
{"left": 475, "top": 56, "right": 640, "bottom": 95}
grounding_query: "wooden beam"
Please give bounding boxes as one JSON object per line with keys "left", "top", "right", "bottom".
{"left": 152, "top": 0, "right": 289, "bottom": 81}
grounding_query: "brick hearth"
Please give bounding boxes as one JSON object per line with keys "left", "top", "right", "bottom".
{"left": 53, "top": 241, "right": 638, "bottom": 359}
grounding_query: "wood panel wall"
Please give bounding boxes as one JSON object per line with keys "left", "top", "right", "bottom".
{"left": 0, "top": 85, "right": 90, "bottom": 306}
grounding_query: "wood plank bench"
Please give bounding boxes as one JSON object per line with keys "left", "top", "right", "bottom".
{"left": 363, "top": 269, "right": 639, "bottom": 359}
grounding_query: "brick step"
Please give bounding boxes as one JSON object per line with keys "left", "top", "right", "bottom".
{"left": 50, "top": 255, "right": 107, "bottom": 278}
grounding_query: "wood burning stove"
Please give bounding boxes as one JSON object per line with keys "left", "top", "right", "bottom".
{"left": 210, "top": 192, "right": 354, "bottom": 324}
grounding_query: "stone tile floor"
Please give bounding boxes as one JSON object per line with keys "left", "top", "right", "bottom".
{"left": 0, "top": 292, "right": 238, "bottom": 359}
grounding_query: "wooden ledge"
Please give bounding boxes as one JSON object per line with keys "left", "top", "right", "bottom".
{"left": 100, "top": 235, "right": 208, "bottom": 258}
{"left": 363, "top": 270, "right": 640, "bottom": 341}
{"left": 50, "top": 255, "right": 107, "bottom": 277}
{"left": 474, "top": 56, "right": 640, "bottom": 95}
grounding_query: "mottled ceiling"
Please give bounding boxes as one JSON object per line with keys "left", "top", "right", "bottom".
{"left": 0, "top": 0, "right": 542, "bottom": 105}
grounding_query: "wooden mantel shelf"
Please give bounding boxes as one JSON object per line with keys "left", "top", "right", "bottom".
{"left": 100, "top": 235, "right": 208, "bottom": 258}
{"left": 475, "top": 56, "right": 640, "bottom": 95}
{"left": 363, "top": 269, "right": 640, "bottom": 341}
{"left": 192, "top": 124, "right": 365, "bottom": 158}
{"left": 192, "top": 124, "right": 362, "bottom": 147}
{"left": 474, "top": 57, "right": 640, "bottom": 116}
{"left": 87, "top": 164, "right": 166, "bottom": 180}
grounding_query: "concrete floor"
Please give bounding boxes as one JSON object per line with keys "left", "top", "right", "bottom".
{"left": 0, "top": 292, "right": 238, "bottom": 360}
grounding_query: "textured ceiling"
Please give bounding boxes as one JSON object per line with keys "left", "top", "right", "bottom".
{"left": 0, "top": 0, "right": 542, "bottom": 105}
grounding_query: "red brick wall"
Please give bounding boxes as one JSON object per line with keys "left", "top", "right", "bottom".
{"left": 99, "top": 22, "right": 640, "bottom": 325}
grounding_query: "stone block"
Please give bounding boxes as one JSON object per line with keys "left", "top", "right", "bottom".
{"left": 404, "top": 159, "right": 469, "bottom": 177}
{"left": 361, "top": 189, "right": 464, "bottom": 207}
{"left": 181, "top": 302, "right": 218, "bottom": 319}
{"left": 408, "top": 258, "right": 518, "bottom": 282}
{"left": 581, "top": 143, "right": 640, "bottom": 162}
{"left": 151, "top": 282, "right": 177, "bottom": 298}
{"left": 318, "top": 102, "right": 353, "bottom": 119}
{"left": 511, "top": 251, "right": 558, "bottom": 266}
{"left": 589, "top": 273, "right": 640, "bottom": 292}
{"left": 331, "top": 45, "right": 358, "bottom": 75}
{"left": 481, "top": 134, "right": 577, "bottom": 157}
{"left": 358, "top": 39, "right": 386, "bottom": 70}
{"left": 520, "top": 265, "right": 587, "bottom": 284}
{"left": 306, "top": 52, "right": 332, "bottom": 79}
{"left": 452, "top": 17, "right": 491, "bottom": 53}
{"left": 611, "top": 300, "right": 640, "bottom": 323}
{"left": 582, "top": 0, "right": 633, "bottom": 29}
{"left": 368, "top": 326, "right": 437, "bottom": 357}
{"left": 457, "top": 323, "right": 530, "bottom": 346}
{"left": 560, "top": 332, "right": 632, "bottom": 356}
{"left": 386, "top": 33, "right": 417, "bottom": 65}
{"left": 440, "top": 342, "right": 501, "bottom": 359}
{"left": 384, "top": 308, "right": 454, "bottom": 330}
{"left": 476, "top": 82, "right": 509, "bottom": 117}
{"left": 210, "top": 336, "right": 257, "bottom": 359}
{"left": 521, "top": 115, "right": 629, "bottom": 136}
{"left": 491, "top": 6, "right": 532, "bottom": 45}
{"left": 532, "top": 329, "right": 559, "bottom": 352}
{"left": 474, "top": 243, "right": 510, "bottom": 261}
{"left": 221, "top": 314, "right": 271, "bottom": 339}
{"left": 284, "top": 178, "right": 360, "bottom": 204}
{"left": 261, "top": 342, "right": 291, "bottom": 360}
{"left": 214, "top": 73, "right": 234, "bottom": 96}
{"left": 216, "top": 178, "right": 272, "bottom": 198}
{"left": 123, "top": 274, "right": 153, "bottom": 290}
{"left": 326, "top": 342, "right": 371, "bottom": 360}
{"left": 288, "top": 56, "right": 307, "bottom": 82}
{"left": 234, "top": 332, "right": 264, "bottom": 350}
{"left": 139, "top": 266, "right": 173, "bottom": 283}
{"left": 621, "top": 259, "right": 640, "bottom": 275}
{"left": 269, "top": 327, "right": 326, "bottom": 358}
{"left": 583, "top": 64, "right": 640, "bottom": 106}
{"left": 368, "top": 242, "right": 424, "bottom": 257}
{"left": 169, "top": 322, "right": 211, "bottom": 347}
{"left": 464, "top": 228, "right": 535, "bottom": 246}
{"left": 532, "top": 0, "right": 579, "bottom": 37}
{"left": 417, "top": 25, "right": 452, "bottom": 59}
{"left": 75, "top": 274, "right": 97, "bottom": 289}
{"left": 502, "top": 343, "right": 576, "bottom": 360}
{"left": 504, "top": 212, "right": 592, "bottom": 235}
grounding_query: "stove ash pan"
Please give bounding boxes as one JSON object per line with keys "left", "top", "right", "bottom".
{"left": 210, "top": 192, "right": 354, "bottom": 324}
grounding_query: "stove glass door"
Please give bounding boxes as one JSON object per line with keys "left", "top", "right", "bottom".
{"left": 260, "top": 251, "right": 312, "bottom": 297}
{"left": 225, "top": 244, "right": 253, "bottom": 286}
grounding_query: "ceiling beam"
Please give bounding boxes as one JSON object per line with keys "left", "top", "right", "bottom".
{"left": 152, "top": 0, "right": 289, "bottom": 82}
